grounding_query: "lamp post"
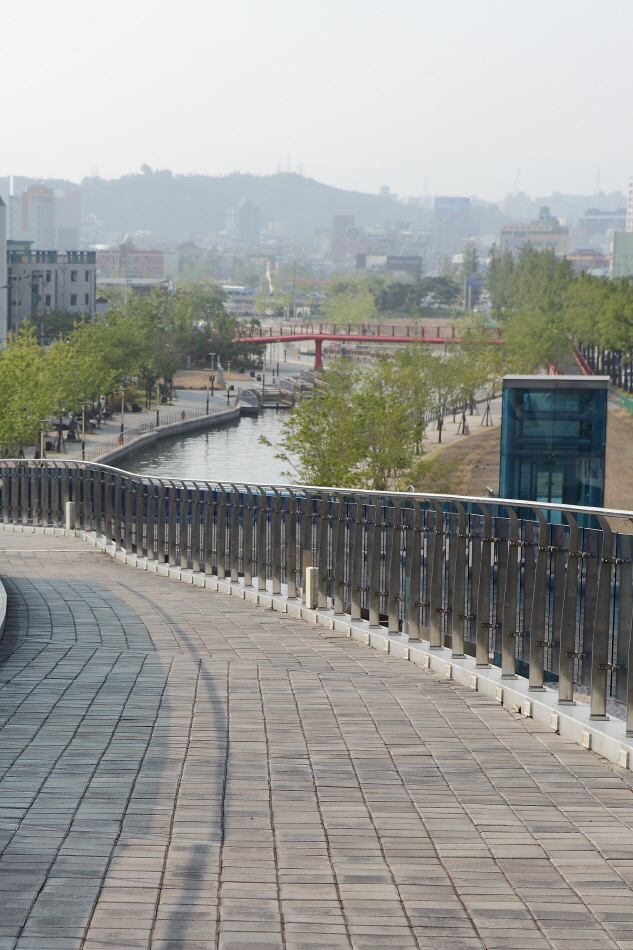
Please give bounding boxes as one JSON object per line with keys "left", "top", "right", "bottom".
{"left": 120, "top": 385, "right": 125, "bottom": 436}
{"left": 81, "top": 402, "right": 91, "bottom": 461}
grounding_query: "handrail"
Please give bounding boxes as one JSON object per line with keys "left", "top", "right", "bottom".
{"left": 1, "top": 458, "right": 632, "bottom": 731}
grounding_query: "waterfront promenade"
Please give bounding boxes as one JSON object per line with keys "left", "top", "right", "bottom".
{"left": 2, "top": 533, "right": 633, "bottom": 949}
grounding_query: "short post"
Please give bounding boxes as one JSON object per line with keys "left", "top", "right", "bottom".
{"left": 304, "top": 566, "right": 318, "bottom": 610}
{"left": 65, "top": 501, "right": 76, "bottom": 530}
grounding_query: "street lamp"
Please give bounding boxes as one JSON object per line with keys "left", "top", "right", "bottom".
{"left": 120, "top": 385, "right": 125, "bottom": 436}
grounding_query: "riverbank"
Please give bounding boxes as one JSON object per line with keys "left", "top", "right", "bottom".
{"left": 94, "top": 404, "right": 241, "bottom": 466}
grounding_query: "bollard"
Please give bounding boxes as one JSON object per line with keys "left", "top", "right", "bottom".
{"left": 304, "top": 566, "right": 318, "bottom": 610}
{"left": 65, "top": 501, "right": 76, "bottom": 531}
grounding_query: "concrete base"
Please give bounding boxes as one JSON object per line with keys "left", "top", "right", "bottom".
{"left": 2, "top": 521, "right": 632, "bottom": 770}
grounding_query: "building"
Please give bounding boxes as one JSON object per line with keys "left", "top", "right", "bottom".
{"left": 627, "top": 176, "right": 633, "bottom": 232}
{"left": 96, "top": 238, "right": 164, "bottom": 279}
{"left": 566, "top": 249, "right": 610, "bottom": 276}
{"left": 610, "top": 231, "right": 633, "bottom": 277}
{"left": 8, "top": 185, "right": 56, "bottom": 249}
{"left": 500, "top": 206, "right": 569, "bottom": 256}
{"left": 578, "top": 207, "right": 626, "bottom": 238}
{"left": 55, "top": 187, "right": 81, "bottom": 249}
{"left": 225, "top": 199, "right": 261, "bottom": 244}
{"left": 432, "top": 197, "right": 471, "bottom": 263}
{"left": 7, "top": 242, "right": 96, "bottom": 332}
{"left": 0, "top": 197, "right": 7, "bottom": 342}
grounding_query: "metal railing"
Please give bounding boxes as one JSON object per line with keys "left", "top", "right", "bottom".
{"left": 1, "top": 459, "right": 633, "bottom": 731}
{"left": 83, "top": 403, "right": 233, "bottom": 461}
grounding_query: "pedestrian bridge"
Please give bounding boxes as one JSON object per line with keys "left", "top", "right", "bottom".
{"left": 2, "top": 460, "right": 633, "bottom": 950}
{"left": 234, "top": 322, "right": 503, "bottom": 369}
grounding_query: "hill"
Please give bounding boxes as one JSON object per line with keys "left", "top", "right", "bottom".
{"left": 0, "top": 171, "right": 415, "bottom": 242}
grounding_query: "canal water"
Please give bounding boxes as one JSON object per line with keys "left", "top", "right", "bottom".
{"left": 125, "top": 410, "right": 300, "bottom": 484}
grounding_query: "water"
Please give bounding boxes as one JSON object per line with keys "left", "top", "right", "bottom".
{"left": 125, "top": 410, "right": 300, "bottom": 484}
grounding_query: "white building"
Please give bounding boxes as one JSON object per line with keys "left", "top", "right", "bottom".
{"left": 0, "top": 197, "right": 7, "bottom": 342}
{"left": 7, "top": 242, "right": 97, "bottom": 332}
{"left": 9, "top": 185, "right": 56, "bottom": 249}
{"left": 627, "top": 176, "right": 633, "bottom": 233}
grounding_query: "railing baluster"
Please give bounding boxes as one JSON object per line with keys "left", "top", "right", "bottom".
{"left": 285, "top": 490, "right": 298, "bottom": 599}
{"left": 476, "top": 503, "right": 493, "bottom": 667}
{"left": 333, "top": 493, "right": 347, "bottom": 616}
{"left": 589, "top": 515, "right": 614, "bottom": 720}
{"left": 451, "top": 502, "right": 468, "bottom": 658}
{"left": 316, "top": 496, "right": 329, "bottom": 609}
{"left": 428, "top": 501, "right": 445, "bottom": 649}
{"left": 558, "top": 512, "right": 580, "bottom": 705}
{"left": 367, "top": 503, "right": 382, "bottom": 628}
{"left": 217, "top": 487, "right": 228, "bottom": 577}
{"left": 528, "top": 508, "right": 550, "bottom": 691}
{"left": 229, "top": 486, "right": 240, "bottom": 583}
{"left": 270, "top": 489, "right": 282, "bottom": 594}
{"left": 257, "top": 486, "right": 268, "bottom": 591}
{"left": 501, "top": 507, "right": 519, "bottom": 679}
{"left": 387, "top": 500, "right": 401, "bottom": 634}
{"left": 349, "top": 497, "right": 364, "bottom": 622}
{"left": 243, "top": 487, "right": 255, "bottom": 587}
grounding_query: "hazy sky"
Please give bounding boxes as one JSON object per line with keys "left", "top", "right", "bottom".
{"left": 3, "top": 0, "right": 632, "bottom": 200}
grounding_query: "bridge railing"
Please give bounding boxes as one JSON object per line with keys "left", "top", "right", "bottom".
{"left": 1, "top": 459, "right": 632, "bottom": 730}
{"left": 236, "top": 323, "right": 501, "bottom": 340}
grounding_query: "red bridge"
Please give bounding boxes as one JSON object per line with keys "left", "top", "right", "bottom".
{"left": 234, "top": 322, "right": 503, "bottom": 370}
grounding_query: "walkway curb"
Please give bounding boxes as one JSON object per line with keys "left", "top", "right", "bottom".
{"left": 2, "top": 521, "right": 632, "bottom": 770}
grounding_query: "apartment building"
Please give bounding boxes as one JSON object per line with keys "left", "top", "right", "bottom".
{"left": 500, "top": 206, "right": 569, "bottom": 256}
{"left": 7, "top": 242, "right": 97, "bottom": 331}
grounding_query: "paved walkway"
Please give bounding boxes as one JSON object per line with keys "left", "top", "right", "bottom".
{"left": 2, "top": 535, "right": 633, "bottom": 950}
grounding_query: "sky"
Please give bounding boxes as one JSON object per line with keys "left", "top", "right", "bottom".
{"left": 3, "top": 0, "right": 633, "bottom": 201}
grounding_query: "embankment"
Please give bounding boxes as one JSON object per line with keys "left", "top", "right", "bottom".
{"left": 94, "top": 406, "right": 240, "bottom": 467}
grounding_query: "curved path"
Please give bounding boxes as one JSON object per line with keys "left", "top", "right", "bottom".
{"left": 2, "top": 533, "right": 633, "bottom": 950}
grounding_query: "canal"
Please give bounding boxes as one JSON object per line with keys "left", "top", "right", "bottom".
{"left": 125, "top": 409, "right": 300, "bottom": 484}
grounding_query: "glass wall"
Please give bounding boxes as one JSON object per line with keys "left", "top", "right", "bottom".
{"left": 500, "top": 377, "right": 608, "bottom": 510}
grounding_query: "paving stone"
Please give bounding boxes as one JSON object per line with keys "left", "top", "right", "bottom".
{"left": 4, "top": 532, "right": 633, "bottom": 948}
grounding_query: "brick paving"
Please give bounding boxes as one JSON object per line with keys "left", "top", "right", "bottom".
{"left": 3, "top": 536, "right": 633, "bottom": 948}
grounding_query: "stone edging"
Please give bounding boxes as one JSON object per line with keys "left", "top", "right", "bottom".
{"left": 94, "top": 405, "right": 240, "bottom": 465}
{"left": 2, "top": 522, "right": 632, "bottom": 770}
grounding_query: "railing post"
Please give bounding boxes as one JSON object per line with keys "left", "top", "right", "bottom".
{"left": 270, "top": 489, "right": 282, "bottom": 594}
{"left": 300, "top": 495, "right": 313, "bottom": 604}
{"left": 167, "top": 482, "right": 178, "bottom": 565}
{"left": 242, "top": 487, "right": 255, "bottom": 587}
{"left": 217, "top": 487, "right": 228, "bottom": 577}
{"left": 476, "top": 503, "right": 493, "bottom": 667}
{"left": 229, "top": 486, "right": 241, "bottom": 583}
{"left": 558, "top": 512, "right": 579, "bottom": 705}
{"left": 332, "top": 493, "right": 347, "bottom": 616}
{"left": 528, "top": 508, "right": 551, "bottom": 691}
{"left": 285, "top": 490, "right": 298, "bottom": 599}
{"left": 501, "top": 508, "right": 519, "bottom": 679}
{"left": 135, "top": 479, "right": 145, "bottom": 556}
{"left": 429, "top": 501, "right": 445, "bottom": 648}
{"left": 202, "top": 484, "right": 214, "bottom": 574}
{"left": 387, "top": 500, "right": 401, "bottom": 634}
{"left": 124, "top": 477, "right": 135, "bottom": 554}
{"left": 192, "top": 484, "right": 202, "bottom": 572}
{"left": 589, "top": 515, "right": 614, "bottom": 720}
{"left": 256, "top": 487, "right": 268, "bottom": 591}
{"left": 113, "top": 474, "right": 122, "bottom": 550}
{"left": 367, "top": 503, "right": 382, "bottom": 627}
{"left": 349, "top": 497, "right": 364, "bottom": 621}
{"left": 316, "top": 496, "right": 329, "bottom": 609}
{"left": 450, "top": 501, "right": 468, "bottom": 658}
{"left": 405, "top": 501, "right": 424, "bottom": 639}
